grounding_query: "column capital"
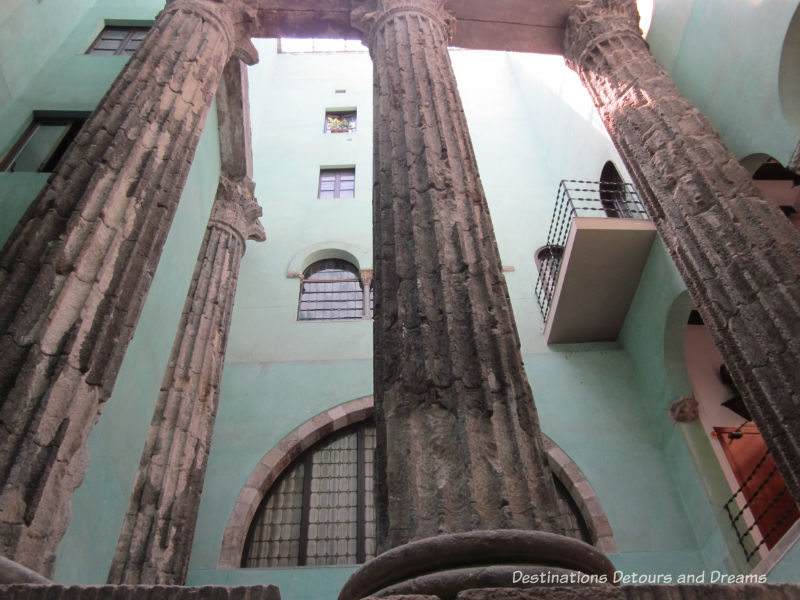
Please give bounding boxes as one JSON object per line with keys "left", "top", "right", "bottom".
{"left": 350, "top": 0, "right": 454, "bottom": 53}
{"left": 360, "top": 269, "right": 374, "bottom": 287}
{"left": 210, "top": 176, "right": 266, "bottom": 245}
{"left": 563, "top": 0, "right": 643, "bottom": 70}
{"left": 164, "top": 0, "right": 259, "bottom": 65}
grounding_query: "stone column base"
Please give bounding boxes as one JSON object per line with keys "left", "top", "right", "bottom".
{"left": 338, "top": 530, "right": 617, "bottom": 600}
{"left": 0, "top": 585, "right": 281, "bottom": 600}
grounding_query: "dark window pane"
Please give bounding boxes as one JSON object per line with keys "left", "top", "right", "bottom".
{"left": 88, "top": 25, "right": 150, "bottom": 56}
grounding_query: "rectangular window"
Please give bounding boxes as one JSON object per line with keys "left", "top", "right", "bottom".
{"left": 318, "top": 168, "right": 355, "bottom": 199}
{"left": 325, "top": 110, "right": 356, "bottom": 133}
{"left": 87, "top": 26, "right": 149, "bottom": 56}
{"left": 0, "top": 112, "right": 88, "bottom": 173}
{"left": 278, "top": 38, "right": 366, "bottom": 53}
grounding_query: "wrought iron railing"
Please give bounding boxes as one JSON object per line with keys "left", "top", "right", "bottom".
{"left": 534, "top": 179, "right": 648, "bottom": 321}
{"left": 722, "top": 443, "right": 800, "bottom": 563}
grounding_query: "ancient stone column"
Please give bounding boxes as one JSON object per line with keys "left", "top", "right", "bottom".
{"left": 108, "top": 176, "right": 264, "bottom": 585}
{"left": 789, "top": 141, "right": 800, "bottom": 176}
{"left": 352, "top": 0, "right": 567, "bottom": 553}
{"left": 0, "top": 0, "right": 256, "bottom": 575}
{"left": 564, "top": 0, "right": 800, "bottom": 502}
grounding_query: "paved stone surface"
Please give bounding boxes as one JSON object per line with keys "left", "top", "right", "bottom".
{"left": 354, "top": 0, "right": 567, "bottom": 554}
{"left": 564, "top": 0, "right": 800, "bottom": 504}
{"left": 0, "top": 585, "right": 281, "bottom": 599}
{"left": 456, "top": 584, "right": 800, "bottom": 599}
{"left": 108, "top": 175, "right": 264, "bottom": 584}
{"left": 0, "top": 0, "right": 250, "bottom": 575}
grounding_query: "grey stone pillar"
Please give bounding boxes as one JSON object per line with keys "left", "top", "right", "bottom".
{"left": 352, "top": 0, "right": 567, "bottom": 553}
{"left": 108, "top": 176, "right": 264, "bottom": 584}
{"left": 789, "top": 141, "right": 800, "bottom": 176}
{"left": 0, "top": 0, "right": 256, "bottom": 575}
{"left": 564, "top": 0, "right": 800, "bottom": 502}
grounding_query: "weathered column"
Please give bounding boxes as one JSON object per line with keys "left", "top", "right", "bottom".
{"left": 789, "top": 141, "right": 800, "bottom": 176}
{"left": 564, "top": 0, "right": 800, "bottom": 501}
{"left": 0, "top": 0, "right": 256, "bottom": 574}
{"left": 109, "top": 176, "right": 264, "bottom": 584}
{"left": 352, "top": 0, "right": 567, "bottom": 553}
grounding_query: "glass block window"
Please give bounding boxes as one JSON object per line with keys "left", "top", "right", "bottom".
{"left": 318, "top": 168, "right": 355, "bottom": 198}
{"left": 0, "top": 113, "right": 87, "bottom": 173}
{"left": 87, "top": 26, "right": 149, "bottom": 56}
{"left": 242, "top": 422, "right": 376, "bottom": 567}
{"left": 325, "top": 111, "right": 357, "bottom": 133}
{"left": 298, "top": 259, "right": 366, "bottom": 320}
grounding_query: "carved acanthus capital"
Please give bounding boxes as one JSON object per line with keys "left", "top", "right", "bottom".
{"left": 164, "top": 0, "right": 259, "bottom": 65}
{"left": 350, "top": 0, "right": 455, "bottom": 52}
{"left": 210, "top": 176, "right": 266, "bottom": 245}
{"left": 563, "top": 0, "right": 643, "bottom": 70}
{"left": 360, "top": 269, "right": 374, "bottom": 287}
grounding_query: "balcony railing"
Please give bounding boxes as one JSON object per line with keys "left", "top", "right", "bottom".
{"left": 720, "top": 437, "right": 800, "bottom": 562}
{"left": 535, "top": 179, "right": 648, "bottom": 321}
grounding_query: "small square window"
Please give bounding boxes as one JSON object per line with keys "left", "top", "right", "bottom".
{"left": 318, "top": 168, "right": 356, "bottom": 199}
{"left": 325, "top": 111, "right": 356, "bottom": 134}
{"left": 0, "top": 113, "right": 88, "bottom": 173}
{"left": 87, "top": 26, "right": 150, "bottom": 56}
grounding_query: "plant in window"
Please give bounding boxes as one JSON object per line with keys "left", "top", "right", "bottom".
{"left": 327, "top": 115, "right": 352, "bottom": 133}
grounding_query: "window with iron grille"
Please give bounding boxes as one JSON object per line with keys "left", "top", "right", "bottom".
{"left": 325, "top": 111, "right": 357, "bottom": 133}
{"left": 318, "top": 168, "right": 355, "bottom": 199}
{"left": 87, "top": 26, "right": 149, "bottom": 56}
{"left": 298, "top": 259, "right": 370, "bottom": 320}
{"left": 242, "top": 421, "right": 376, "bottom": 567}
{"left": 0, "top": 112, "right": 88, "bottom": 173}
{"left": 240, "top": 419, "right": 593, "bottom": 568}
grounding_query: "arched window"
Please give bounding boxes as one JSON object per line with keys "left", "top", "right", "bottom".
{"left": 599, "top": 161, "right": 632, "bottom": 218}
{"left": 239, "top": 417, "right": 596, "bottom": 568}
{"left": 298, "top": 259, "right": 370, "bottom": 320}
{"left": 534, "top": 244, "right": 564, "bottom": 316}
{"left": 242, "top": 421, "right": 376, "bottom": 567}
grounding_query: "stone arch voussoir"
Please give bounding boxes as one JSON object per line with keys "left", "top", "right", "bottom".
{"left": 219, "top": 395, "right": 374, "bottom": 567}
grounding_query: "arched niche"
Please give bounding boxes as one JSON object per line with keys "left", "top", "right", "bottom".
{"left": 779, "top": 4, "right": 800, "bottom": 136}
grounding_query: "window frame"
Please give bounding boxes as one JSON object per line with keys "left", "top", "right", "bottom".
{"left": 0, "top": 112, "right": 89, "bottom": 173}
{"left": 324, "top": 110, "right": 357, "bottom": 134}
{"left": 87, "top": 25, "right": 150, "bottom": 56}
{"left": 297, "top": 259, "right": 371, "bottom": 321}
{"left": 317, "top": 168, "right": 356, "bottom": 199}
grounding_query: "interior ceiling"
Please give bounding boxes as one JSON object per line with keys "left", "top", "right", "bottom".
{"left": 247, "top": 0, "right": 581, "bottom": 55}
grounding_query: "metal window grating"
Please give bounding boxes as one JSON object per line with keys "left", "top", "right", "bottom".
{"left": 242, "top": 422, "right": 376, "bottom": 567}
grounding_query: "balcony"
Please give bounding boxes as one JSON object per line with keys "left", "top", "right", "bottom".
{"left": 535, "top": 180, "right": 657, "bottom": 344}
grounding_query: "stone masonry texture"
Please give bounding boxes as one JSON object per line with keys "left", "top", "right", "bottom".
{"left": 0, "top": 0, "right": 242, "bottom": 575}
{"left": 108, "top": 177, "right": 265, "bottom": 584}
{"left": 564, "top": 0, "right": 800, "bottom": 504}
{"left": 353, "top": 0, "right": 568, "bottom": 553}
{"left": 0, "top": 585, "right": 281, "bottom": 600}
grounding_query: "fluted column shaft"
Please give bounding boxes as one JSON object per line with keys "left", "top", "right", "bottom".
{"left": 0, "top": 0, "right": 249, "bottom": 574}
{"left": 108, "top": 177, "right": 264, "bottom": 585}
{"left": 565, "top": 0, "right": 800, "bottom": 502}
{"left": 355, "top": 0, "right": 567, "bottom": 553}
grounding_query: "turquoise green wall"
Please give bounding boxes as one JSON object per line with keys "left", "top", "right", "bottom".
{"left": 647, "top": 0, "right": 799, "bottom": 165}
